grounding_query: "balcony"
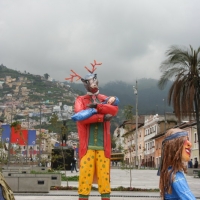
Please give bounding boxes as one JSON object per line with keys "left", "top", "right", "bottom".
{"left": 144, "top": 147, "right": 155, "bottom": 155}
{"left": 144, "top": 133, "right": 156, "bottom": 142}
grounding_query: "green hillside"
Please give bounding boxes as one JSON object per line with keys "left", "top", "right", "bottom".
{"left": 0, "top": 64, "right": 77, "bottom": 105}
{"left": 0, "top": 64, "right": 173, "bottom": 132}
{"left": 0, "top": 64, "right": 78, "bottom": 132}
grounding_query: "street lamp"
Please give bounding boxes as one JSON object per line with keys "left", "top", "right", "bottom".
{"left": 33, "top": 101, "right": 43, "bottom": 165}
{"left": 128, "top": 145, "right": 132, "bottom": 187}
{"left": 0, "top": 105, "right": 14, "bottom": 166}
{"left": 133, "top": 81, "right": 138, "bottom": 169}
{"left": 0, "top": 120, "right": 3, "bottom": 156}
{"left": 39, "top": 102, "right": 42, "bottom": 165}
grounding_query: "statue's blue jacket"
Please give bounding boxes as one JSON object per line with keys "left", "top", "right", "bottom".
{"left": 71, "top": 96, "right": 119, "bottom": 121}
{"left": 164, "top": 169, "right": 196, "bottom": 200}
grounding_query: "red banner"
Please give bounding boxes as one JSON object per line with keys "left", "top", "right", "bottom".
{"left": 11, "top": 128, "right": 28, "bottom": 145}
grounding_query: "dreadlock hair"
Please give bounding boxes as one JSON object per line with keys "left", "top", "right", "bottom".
{"left": 159, "top": 128, "right": 187, "bottom": 199}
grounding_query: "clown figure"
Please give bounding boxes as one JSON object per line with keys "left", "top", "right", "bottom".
{"left": 66, "top": 60, "right": 119, "bottom": 200}
{"left": 158, "top": 128, "right": 196, "bottom": 200}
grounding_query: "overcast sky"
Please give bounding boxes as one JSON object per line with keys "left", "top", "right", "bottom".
{"left": 1, "top": 0, "right": 200, "bottom": 84}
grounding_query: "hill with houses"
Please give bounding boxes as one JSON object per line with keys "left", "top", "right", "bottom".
{"left": 0, "top": 63, "right": 79, "bottom": 137}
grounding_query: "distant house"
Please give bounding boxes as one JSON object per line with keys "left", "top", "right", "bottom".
{"left": 0, "top": 81, "right": 4, "bottom": 89}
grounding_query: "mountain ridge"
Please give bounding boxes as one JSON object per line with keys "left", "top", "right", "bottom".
{"left": 67, "top": 78, "right": 173, "bottom": 115}
{"left": 0, "top": 64, "right": 173, "bottom": 133}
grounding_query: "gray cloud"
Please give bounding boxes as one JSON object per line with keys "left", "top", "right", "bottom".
{"left": 1, "top": 0, "right": 200, "bottom": 85}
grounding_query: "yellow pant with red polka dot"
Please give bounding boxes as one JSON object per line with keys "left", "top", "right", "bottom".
{"left": 78, "top": 149, "right": 110, "bottom": 199}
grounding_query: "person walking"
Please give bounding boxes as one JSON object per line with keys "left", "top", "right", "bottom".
{"left": 194, "top": 158, "right": 199, "bottom": 168}
{"left": 71, "top": 157, "right": 78, "bottom": 173}
{"left": 188, "top": 159, "right": 193, "bottom": 168}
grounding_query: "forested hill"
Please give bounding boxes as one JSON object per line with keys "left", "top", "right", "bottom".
{"left": 0, "top": 63, "right": 173, "bottom": 117}
{"left": 67, "top": 78, "right": 173, "bottom": 115}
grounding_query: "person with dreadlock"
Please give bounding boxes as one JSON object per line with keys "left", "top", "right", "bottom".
{"left": 158, "top": 128, "right": 196, "bottom": 200}
{"left": 65, "top": 60, "right": 119, "bottom": 200}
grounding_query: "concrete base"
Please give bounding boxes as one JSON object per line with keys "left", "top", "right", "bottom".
{"left": 5, "top": 176, "right": 50, "bottom": 193}
{"left": 4, "top": 173, "right": 61, "bottom": 192}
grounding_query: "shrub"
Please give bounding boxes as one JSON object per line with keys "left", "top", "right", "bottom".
{"left": 61, "top": 175, "right": 79, "bottom": 181}
{"left": 50, "top": 185, "right": 159, "bottom": 191}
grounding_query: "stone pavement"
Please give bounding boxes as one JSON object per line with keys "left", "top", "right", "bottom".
{"left": 13, "top": 169, "right": 200, "bottom": 200}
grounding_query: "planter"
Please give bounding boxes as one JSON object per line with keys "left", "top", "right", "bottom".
{"left": 50, "top": 185, "right": 160, "bottom": 192}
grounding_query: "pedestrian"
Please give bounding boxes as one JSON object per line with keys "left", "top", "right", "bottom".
{"left": 71, "top": 157, "right": 78, "bottom": 173}
{"left": 158, "top": 128, "right": 196, "bottom": 200}
{"left": 188, "top": 159, "right": 193, "bottom": 168}
{"left": 194, "top": 158, "right": 199, "bottom": 168}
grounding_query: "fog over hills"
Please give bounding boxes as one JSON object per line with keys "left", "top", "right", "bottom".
{"left": 67, "top": 78, "right": 173, "bottom": 116}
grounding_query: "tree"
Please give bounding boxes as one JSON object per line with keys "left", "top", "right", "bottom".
{"left": 123, "top": 105, "right": 134, "bottom": 132}
{"left": 49, "top": 113, "right": 70, "bottom": 186}
{"left": 158, "top": 45, "right": 200, "bottom": 160}
{"left": 44, "top": 73, "right": 50, "bottom": 80}
{"left": 124, "top": 105, "right": 134, "bottom": 120}
{"left": 111, "top": 135, "right": 116, "bottom": 149}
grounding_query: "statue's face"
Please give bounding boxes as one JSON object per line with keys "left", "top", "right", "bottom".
{"left": 182, "top": 138, "right": 192, "bottom": 162}
{"left": 81, "top": 75, "right": 99, "bottom": 94}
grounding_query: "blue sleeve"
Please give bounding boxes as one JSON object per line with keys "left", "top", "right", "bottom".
{"left": 172, "top": 172, "right": 196, "bottom": 200}
{"left": 114, "top": 97, "right": 120, "bottom": 106}
{"left": 71, "top": 108, "right": 97, "bottom": 122}
{"left": 102, "top": 97, "right": 120, "bottom": 106}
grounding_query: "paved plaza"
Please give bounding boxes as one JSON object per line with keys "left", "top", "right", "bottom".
{"left": 13, "top": 169, "right": 200, "bottom": 200}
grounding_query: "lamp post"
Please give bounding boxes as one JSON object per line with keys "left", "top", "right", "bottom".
{"left": 6, "top": 105, "right": 14, "bottom": 166}
{"left": 26, "top": 113, "right": 30, "bottom": 164}
{"left": 129, "top": 145, "right": 132, "bottom": 187}
{"left": 0, "top": 120, "right": 3, "bottom": 160}
{"left": 39, "top": 103, "right": 42, "bottom": 165}
{"left": 133, "top": 81, "right": 138, "bottom": 169}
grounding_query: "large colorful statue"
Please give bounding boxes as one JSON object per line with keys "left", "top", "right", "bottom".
{"left": 66, "top": 60, "right": 119, "bottom": 200}
{"left": 158, "top": 128, "right": 196, "bottom": 200}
